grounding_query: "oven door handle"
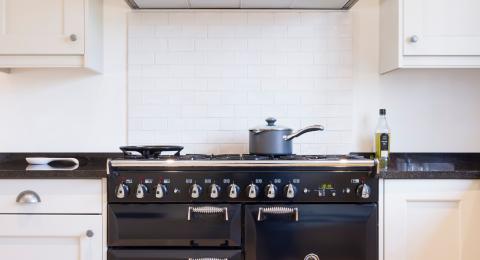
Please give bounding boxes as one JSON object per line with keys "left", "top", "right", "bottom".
{"left": 187, "top": 206, "right": 229, "bottom": 221}
{"left": 188, "top": 257, "right": 228, "bottom": 260}
{"left": 257, "top": 206, "right": 299, "bottom": 222}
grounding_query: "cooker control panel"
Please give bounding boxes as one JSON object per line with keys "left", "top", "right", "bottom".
{"left": 110, "top": 170, "right": 378, "bottom": 203}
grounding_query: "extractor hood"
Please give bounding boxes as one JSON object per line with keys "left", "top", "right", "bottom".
{"left": 125, "top": 0, "right": 359, "bottom": 10}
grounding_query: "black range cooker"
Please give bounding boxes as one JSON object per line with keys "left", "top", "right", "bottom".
{"left": 107, "top": 146, "right": 379, "bottom": 260}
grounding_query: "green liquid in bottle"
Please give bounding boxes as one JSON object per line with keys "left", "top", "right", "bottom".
{"left": 375, "top": 109, "right": 390, "bottom": 170}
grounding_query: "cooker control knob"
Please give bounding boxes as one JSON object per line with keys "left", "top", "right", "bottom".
{"left": 356, "top": 183, "right": 371, "bottom": 199}
{"left": 190, "top": 183, "right": 202, "bottom": 199}
{"left": 284, "top": 183, "right": 297, "bottom": 199}
{"left": 116, "top": 183, "right": 129, "bottom": 199}
{"left": 208, "top": 184, "right": 221, "bottom": 199}
{"left": 247, "top": 184, "right": 259, "bottom": 199}
{"left": 155, "top": 184, "right": 167, "bottom": 199}
{"left": 227, "top": 183, "right": 240, "bottom": 199}
{"left": 136, "top": 184, "right": 148, "bottom": 199}
{"left": 265, "top": 183, "right": 278, "bottom": 199}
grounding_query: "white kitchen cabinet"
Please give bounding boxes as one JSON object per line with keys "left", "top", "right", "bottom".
{"left": 0, "top": 0, "right": 103, "bottom": 72}
{"left": 384, "top": 180, "right": 480, "bottom": 260}
{"left": 0, "top": 215, "right": 102, "bottom": 260}
{"left": 380, "top": 0, "right": 480, "bottom": 73}
{"left": 0, "top": 179, "right": 104, "bottom": 260}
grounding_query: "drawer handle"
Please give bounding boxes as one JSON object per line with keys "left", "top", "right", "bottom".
{"left": 188, "top": 258, "right": 228, "bottom": 260}
{"left": 257, "top": 206, "right": 299, "bottom": 222}
{"left": 187, "top": 206, "right": 229, "bottom": 221}
{"left": 16, "top": 190, "right": 41, "bottom": 204}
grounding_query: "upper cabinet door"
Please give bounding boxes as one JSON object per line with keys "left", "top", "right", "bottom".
{"left": 403, "top": 0, "right": 480, "bottom": 56}
{"left": 0, "top": 0, "right": 84, "bottom": 55}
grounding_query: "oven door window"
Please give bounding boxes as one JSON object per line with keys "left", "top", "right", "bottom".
{"left": 245, "top": 204, "right": 378, "bottom": 260}
{"left": 108, "top": 204, "right": 241, "bottom": 247}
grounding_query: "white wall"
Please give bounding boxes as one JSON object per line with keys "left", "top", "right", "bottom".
{"left": 0, "top": 0, "right": 129, "bottom": 152}
{"left": 0, "top": 0, "right": 479, "bottom": 153}
{"left": 127, "top": 11, "right": 354, "bottom": 154}
{"left": 351, "top": 0, "right": 480, "bottom": 152}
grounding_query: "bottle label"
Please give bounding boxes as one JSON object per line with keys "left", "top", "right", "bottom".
{"left": 380, "top": 133, "right": 389, "bottom": 156}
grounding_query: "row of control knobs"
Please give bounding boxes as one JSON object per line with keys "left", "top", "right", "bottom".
{"left": 116, "top": 182, "right": 371, "bottom": 199}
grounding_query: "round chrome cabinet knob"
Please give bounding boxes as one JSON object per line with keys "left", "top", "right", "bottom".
{"left": 246, "top": 184, "right": 259, "bottom": 199}
{"left": 136, "top": 184, "right": 148, "bottom": 199}
{"left": 190, "top": 183, "right": 202, "bottom": 199}
{"left": 115, "top": 183, "right": 129, "bottom": 199}
{"left": 70, "top": 34, "right": 78, "bottom": 42}
{"left": 356, "top": 183, "right": 371, "bottom": 199}
{"left": 155, "top": 184, "right": 167, "bottom": 199}
{"left": 208, "top": 184, "right": 221, "bottom": 199}
{"left": 284, "top": 183, "right": 297, "bottom": 199}
{"left": 410, "top": 35, "right": 419, "bottom": 43}
{"left": 265, "top": 183, "right": 278, "bottom": 199}
{"left": 227, "top": 183, "right": 240, "bottom": 199}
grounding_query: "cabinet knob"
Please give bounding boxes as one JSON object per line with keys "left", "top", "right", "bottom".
{"left": 70, "top": 34, "right": 78, "bottom": 42}
{"left": 86, "top": 230, "right": 94, "bottom": 238}
{"left": 410, "top": 35, "right": 419, "bottom": 43}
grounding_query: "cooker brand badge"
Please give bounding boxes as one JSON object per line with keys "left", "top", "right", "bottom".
{"left": 304, "top": 253, "right": 320, "bottom": 260}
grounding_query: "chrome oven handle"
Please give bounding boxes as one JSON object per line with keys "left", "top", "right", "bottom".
{"left": 257, "top": 206, "right": 299, "bottom": 222}
{"left": 187, "top": 206, "right": 229, "bottom": 221}
{"left": 188, "top": 257, "right": 228, "bottom": 260}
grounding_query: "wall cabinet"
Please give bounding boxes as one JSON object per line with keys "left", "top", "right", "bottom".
{"left": 0, "top": 179, "right": 103, "bottom": 260}
{"left": 384, "top": 180, "right": 480, "bottom": 260}
{"left": 0, "top": 0, "right": 103, "bottom": 72}
{"left": 380, "top": 0, "right": 480, "bottom": 73}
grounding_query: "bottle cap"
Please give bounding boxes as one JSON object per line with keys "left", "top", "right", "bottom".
{"left": 379, "top": 109, "right": 386, "bottom": 115}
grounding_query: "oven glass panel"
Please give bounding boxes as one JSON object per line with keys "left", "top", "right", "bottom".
{"left": 108, "top": 204, "right": 242, "bottom": 247}
{"left": 245, "top": 204, "right": 378, "bottom": 260}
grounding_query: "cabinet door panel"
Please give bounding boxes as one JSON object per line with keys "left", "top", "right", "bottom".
{"left": 403, "top": 0, "right": 480, "bottom": 55}
{"left": 384, "top": 180, "right": 480, "bottom": 260}
{"left": 0, "top": 0, "right": 84, "bottom": 54}
{"left": 0, "top": 215, "right": 102, "bottom": 260}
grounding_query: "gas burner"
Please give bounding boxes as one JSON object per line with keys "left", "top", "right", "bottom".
{"left": 240, "top": 154, "right": 273, "bottom": 160}
{"left": 120, "top": 145, "right": 184, "bottom": 159}
{"left": 178, "top": 154, "right": 212, "bottom": 161}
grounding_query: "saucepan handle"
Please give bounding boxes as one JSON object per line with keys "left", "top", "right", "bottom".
{"left": 283, "top": 125, "right": 324, "bottom": 141}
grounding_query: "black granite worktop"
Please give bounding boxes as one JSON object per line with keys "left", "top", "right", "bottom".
{"left": 379, "top": 153, "right": 480, "bottom": 179}
{"left": 1, "top": 152, "right": 479, "bottom": 179}
{"left": 0, "top": 153, "right": 119, "bottom": 179}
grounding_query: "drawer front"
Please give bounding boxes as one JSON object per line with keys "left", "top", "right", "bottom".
{"left": 108, "top": 249, "right": 242, "bottom": 260}
{"left": 108, "top": 204, "right": 242, "bottom": 247}
{"left": 0, "top": 179, "right": 102, "bottom": 214}
{"left": 0, "top": 214, "right": 102, "bottom": 260}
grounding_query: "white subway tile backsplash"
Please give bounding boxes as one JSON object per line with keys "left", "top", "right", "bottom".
{"left": 128, "top": 11, "right": 353, "bottom": 154}
{"left": 168, "top": 39, "right": 195, "bottom": 51}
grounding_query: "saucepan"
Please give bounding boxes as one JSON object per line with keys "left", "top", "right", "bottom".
{"left": 249, "top": 117, "right": 324, "bottom": 155}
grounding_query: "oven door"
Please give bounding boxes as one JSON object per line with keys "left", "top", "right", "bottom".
{"left": 108, "top": 249, "right": 242, "bottom": 260}
{"left": 245, "top": 204, "right": 378, "bottom": 260}
{"left": 108, "top": 204, "right": 241, "bottom": 247}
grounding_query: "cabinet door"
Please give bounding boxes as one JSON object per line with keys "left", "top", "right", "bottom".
{"left": 403, "top": 0, "right": 480, "bottom": 56}
{"left": 384, "top": 180, "right": 480, "bottom": 260}
{"left": 0, "top": 0, "right": 84, "bottom": 55}
{"left": 0, "top": 215, "right": 102, "bottom": 260}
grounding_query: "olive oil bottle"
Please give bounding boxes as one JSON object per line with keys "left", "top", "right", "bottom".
{"left": 375, "top": 109, "right": 390, "bottom": 169}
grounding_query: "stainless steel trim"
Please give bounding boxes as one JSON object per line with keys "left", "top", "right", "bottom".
{"left": 188, "top": 206, "right": 229, "bottom": 221}
{"left": 110, "top": 159, "right": 375, "bottom": 168}
{"left": 107, "top": 158, "right": 112, "bottom": 175}
{"left": 257, "top": 206, "right": 299, "bottom": 221}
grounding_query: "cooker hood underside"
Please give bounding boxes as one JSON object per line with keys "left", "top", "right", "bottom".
{"left": 126, "top": 0, "right": 359, "bottom": 10}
